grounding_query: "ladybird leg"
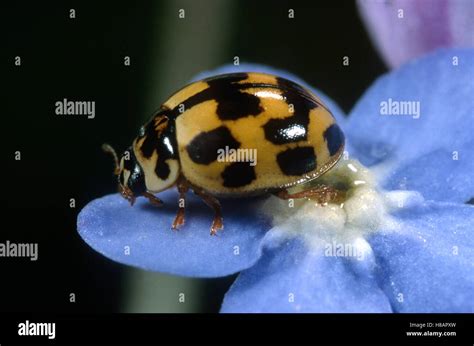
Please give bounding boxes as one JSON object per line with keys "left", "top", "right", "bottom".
{"left": 171, "top": 179, "right": 189, "bottom": 230}
{"left": 120, "top": 186, "right": 136, "bottom": 206}
{"left": 275, "top": 184, "right": 346, "bottom": 205}
{"left": 192, "top": 187, "right": 223, "bottom": 236}
{"left": 143, "top": 191, "right": 163, "bottom": 207}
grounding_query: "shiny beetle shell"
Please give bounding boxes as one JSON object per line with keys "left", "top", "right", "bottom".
{"left": 125, "top": 72, "right": 345, "bottom": 197}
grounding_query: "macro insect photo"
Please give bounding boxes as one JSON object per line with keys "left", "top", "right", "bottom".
{"left": 3, "top": 0, "right": 473, "bottom": 344}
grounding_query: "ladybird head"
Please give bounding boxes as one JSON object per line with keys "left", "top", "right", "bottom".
{"left": 102, "top": 144, "right": 146, "bottom": 205}
{"left": 131, "top": 112, "right": 181, "bottom": 194}
{"left": 118, "top": 148, "right": 147, "bottom": 205}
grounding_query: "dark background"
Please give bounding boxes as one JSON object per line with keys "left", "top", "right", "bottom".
{"left": 2, "top": 0, "right": 385, "bottom": 313}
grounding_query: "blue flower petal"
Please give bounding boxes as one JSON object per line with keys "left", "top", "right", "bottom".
{"left": 221, "top": 238, "right": 392, "bottom": 313}
{"left": 385, "top": 140, "right": 474, "bottom": 203}
{"left": 368, "top": 201, "right": 474, "bottom": 312}
{"left": 77, "top": 191, "right": 270, "bottom": 278}
{"left": 346, "top": 49, "right": 474, "bottom": 203}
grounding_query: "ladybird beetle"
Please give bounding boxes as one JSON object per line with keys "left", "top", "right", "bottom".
{"left": 103, "top": 72, "right": 345, "bottom": 235}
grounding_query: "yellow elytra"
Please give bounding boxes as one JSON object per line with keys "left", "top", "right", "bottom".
{"left": 104, "top": 72, "right": 345, "bottom": 234}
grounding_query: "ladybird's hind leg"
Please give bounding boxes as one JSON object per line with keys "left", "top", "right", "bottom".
{"left": 143, "top": 191, "right": 163, "bottom": 206}
{"left": 172, "top": 178, "right": 189, "bottom": 230}
{"left": 192, "top": 186, "right": 223, "bottom": 236}
{"left": 275, "top": 184, "right": 346, "bottom": 205}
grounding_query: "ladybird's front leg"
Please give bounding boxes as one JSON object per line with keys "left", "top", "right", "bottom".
{"left": 171, "top": 178, "right": 189, "bottom": 230}
{"left": 275, "top": 184, "right": 346, "bottom": 205}
{"left": 143, "top": 191, "right": 163, "bottom": 207}
{"left": 192, "top": 187, "right": 223, "bottom": 236}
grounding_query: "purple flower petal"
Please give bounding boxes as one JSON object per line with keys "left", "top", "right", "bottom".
{"left": 368, "top": 201, "right": 474, "bottom": 312}
{"left": 77, "top": 191, "right": 270, "bottom": 278}
{"left": 346, "top": 48, "right": 474, "bottom": 203}
{"left": 221, "top": 239, "right": 393, "bottom": 313}
{"left": 358, "top": 0, "right": 474, "bottom": 68}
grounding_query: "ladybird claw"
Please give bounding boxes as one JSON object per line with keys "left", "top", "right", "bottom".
{"left": 172, "top": 209, "right": 185, "bottom": 230}
{"left": 120, "top": 186, "right": 136, "bottom": 206}
{"left": 143, "top": 192, "right": 163, "bottom": 207}
{"left": 210, "top": 217, "right": 224, "bottom": 236}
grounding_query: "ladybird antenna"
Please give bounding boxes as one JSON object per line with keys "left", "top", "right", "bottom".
{"left": 102, "top": 143, "right": 120, "bottom": 175}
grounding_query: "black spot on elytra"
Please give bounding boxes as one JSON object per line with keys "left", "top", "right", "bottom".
{"left": 187, "top": 126, "right": 240, "bottom": 165}
{"left": 275, "top": 77, "right": 315, "bottom": 100}
{"left": 214, "top": 90, "right": 262, "bottom": 120}
{"left": 263, "top": 115, "right": 309, "bottom": 145}
{"left": 155, "top": 159, "right": 170, "bottom": 180}
{"left": 139, "top": 110, "right": 178, "bottom": 181}
{"left": 206, "top": 73, "right": 249, "bottom": 84}
{"left": 276, "top": 146, "right": 316, "bottom": 176}
{"left": 168, "top": 73, "right": 263, "bottom": 120}
{"left": 323, "top": 123, "right": 344, "bottom": 156}
{"left": 262, "top": 78, "right": 318, "bottom": 145}
{"left": 140, "top": 115, "right": 162, "bottom": 159}
{"left": 222, "top": 162, "right": 256, "bottom": 188}
{"left": 207, "top": 75, "right": 262, "bottom": 120}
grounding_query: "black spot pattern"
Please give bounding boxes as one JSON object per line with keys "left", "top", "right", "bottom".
{"left": 187, "top": 126, "right": 240, "bottom": 165}
{"left": 139, "top": 110, "right": 179, "bottom": 180}
{"left": 140, "top": 113, "right": 164, "bottom": 159}
{"left": 155, "top": 158, "right": 170, "bottom": 180}
{"left": 168, "top": 73, "right": 263, "bottom": 120}
{"left": 221, "top": 162, "right": 256, "bottom": 188}
{"left": 262, "top": 77, "right": 318, "bottom": 144}
{"left": 208, "top": 76, "right": 262, "bottom": 120}
{"left": 323, "top": 123, "right": 344, "bottom": 156}
{"left": 276, "top": 147, "right": 317, "bottom": 176}
{"left": 263, "top": 115, "right": 308, "bottom": 144}
{"left": 275, "top": 77, "right": 316, "bottom": 101}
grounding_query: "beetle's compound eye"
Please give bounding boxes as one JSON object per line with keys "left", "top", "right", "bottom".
{"left": 117, "top": 148, "right": 146, "bottom": 204}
